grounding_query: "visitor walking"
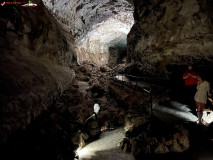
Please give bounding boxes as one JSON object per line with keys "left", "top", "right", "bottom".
{"left": 183, "top": 65, "right": 198, "bottom": 114}
{"left": 194, "top": 74, "right": 210, "bottom": 124}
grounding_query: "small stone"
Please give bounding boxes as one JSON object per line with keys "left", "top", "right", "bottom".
{"left": 173, "top": 133, "right": 182, "bottom": 139}
{"left": 154, "top": 143, "right": 169, "bottom": 153}
{"left": 90, "top": 121, "right": 98, "bottom": 129}
{"left": 178, "top": 135, "right": 189, "bottom": 150}
{"left": 130, "top": 138, "right": 137, "bottom": 153}
{"left": 123, "top": 143, "right": 128, "bottom": 153}
{"left": 117, "top": 140, "right": 123, "bottom": 148}
{"left": 89, "top": 128, "right": 99, "bottom": 136}
{"left": 165, "top": 139, "right": 173, "bottom": 146}
{"left": 171, "top": 139, "right": 182, "bottom": 152}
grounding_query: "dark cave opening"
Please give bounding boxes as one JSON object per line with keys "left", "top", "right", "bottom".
{"left": 108, "top": 39, "right": 127, "bottom": 68}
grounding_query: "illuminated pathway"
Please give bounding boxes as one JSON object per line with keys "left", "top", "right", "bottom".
{"left": 76, "top": 75, "right": 213, "bottom": 160}
{"left": 77, "top": 128, "right": 135, "bottom": 160}
{"left": 153, "top": 101, "right": 198, "bottom": 123}
{"left": 115, "top": 75, "right": 199, "bottom": 123}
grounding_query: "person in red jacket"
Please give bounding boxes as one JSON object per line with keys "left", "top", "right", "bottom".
{"left": 183, "top": 65, "right": 198, "bottom": 114}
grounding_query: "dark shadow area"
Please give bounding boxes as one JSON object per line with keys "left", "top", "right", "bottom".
{"left": 135, "top": 151, "right": 197, "bottom": 160}
{"left": 134, "top": 121, "right": 213, "bottom": 160}
{"left": 107, "top": 36, "right": 127, "bottom": 68}
{"left": 166, "top": 64, "right": 213, "bottom": 111}
{"left": 0, "top": 107, "right": 81, "bottom": 160}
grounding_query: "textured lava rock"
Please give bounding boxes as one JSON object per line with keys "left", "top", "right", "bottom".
{"left": 119, "top": 113, "right": 190, "bottom": 154}
{"left": 42, "top": 0, "right": 134, "bottom": 66}
{"left": 0, "top": 104, "right": 82, "bottom": 160}
{"left": 42, "top": 0, "right": 134, "bottom": 40}
{"left": 0, "top": 0, "right": 76, "bottom": 142}
{"left": 127, "top": 0, "right": 213, "bottom": 77}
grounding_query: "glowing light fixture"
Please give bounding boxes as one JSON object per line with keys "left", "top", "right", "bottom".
{"left": 202, "top": 109, "right": 213, "bottom": 126}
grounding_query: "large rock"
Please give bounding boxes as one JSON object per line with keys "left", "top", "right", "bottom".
{"left": 0, "top": 1, "right": 76, "bottom": 142}
{"left": 154, "top": 143, "right": 169, "bottom": 154}
{"left": 127, "top": 0, "right": 213, "bottom": 77}
{"left": 120, "top": 113, "right": 190, "bottom": 155}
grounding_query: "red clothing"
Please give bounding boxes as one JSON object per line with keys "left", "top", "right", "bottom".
{"left": 183, "top": 71, "right": 198, "bottom": 86}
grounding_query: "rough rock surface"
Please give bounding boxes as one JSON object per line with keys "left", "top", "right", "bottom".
{"left": 0, "top": 105, "right": 81, "bottom": 160}
{"left": 0, "top": 62, "right": 135, "bottom": 159}
{"left": 78, "top": 128, "right": 135, "bottom": 160}
{"left": 127, "top": 0, "right": 213, "bottom": 77}
{"left": 119, "top": 113, "right": 190, "bottom": 155}
{"left": 0, "top": 1, "right": 76, "bottom": 141}
{"left": 42, "top": 0, "right": 134, "bottom": 40}
{"left": 42, "top": 0, "right": 134, "bottom": 66}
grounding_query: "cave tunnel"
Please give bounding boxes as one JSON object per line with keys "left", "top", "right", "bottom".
{"left": 0, "top": 0, "right": 213, "bottom": 160}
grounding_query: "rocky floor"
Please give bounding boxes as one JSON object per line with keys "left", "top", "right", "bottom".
{"left": 1, "top": 62, "right": 213, "bottom": 160}
{"left": 0, "top": 62, "right": 128, "bottom": 160}
{"left": 77, "top": 128, "right": 135, "bottom": 160}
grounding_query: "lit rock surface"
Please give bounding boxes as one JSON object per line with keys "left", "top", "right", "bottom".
{"left": 42, "top": 0, "right": 134, "bottom": 40}
{"left": 42, "top": 0, "right": 134, "bottom": 66}
{"left": 77, "top": 128, "right": 135, "bottom": 160}
{"left": 153, "top": 101, "right": 198, "bottom": 123}
{"left": 0, "top": 1, "right": 76, "bottom": 141}
{"left": 127, "top": 0, "right": 213, "bottom": 77}
{"left": 120, "top": 112, "right": 190, "bottom": 154}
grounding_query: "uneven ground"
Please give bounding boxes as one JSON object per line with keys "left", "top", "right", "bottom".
{"left": 1, "top": 62, "right": 213, "bottom": 160}
{"left": 77, "top": 128, "right": 135, "bottom": 160}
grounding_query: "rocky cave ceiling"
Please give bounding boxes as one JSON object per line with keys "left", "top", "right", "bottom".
{"left": 42, "top": 0, "right": 134, "bottom": 66}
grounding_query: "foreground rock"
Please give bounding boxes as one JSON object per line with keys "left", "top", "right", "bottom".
{"left": 0, "top": 1, "right": 76, "bottom": 142}
{"left": 119, "top": 113, "right": 189, "bottom": 155}
{"left": 77, "top": 128, "right": 135, "bottom": 160}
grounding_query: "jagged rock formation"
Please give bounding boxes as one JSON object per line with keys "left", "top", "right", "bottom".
{"left": 0, "top": 0, "right": 134, "bottom": 144}
{"left": 42, "top": 0, "right": 134, "bottom": 66}
{"left": 119, "top": 113, "right": 189, "bottom": 155}
{"left": 127, "top": 0, "right": 213, "bottom": 77}
{"left": 0, "top": 1, "right": 76, "bottom": 141}
{"left": 42, "top": 0, "right": 134, "bottom": 40}
{"left": 0, "top": 61, "right": 134, "bottom": 159}
{"left": 1, "top": 0, "right": 213, "bottom": 159}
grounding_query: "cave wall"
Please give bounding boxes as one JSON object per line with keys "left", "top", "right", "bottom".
{"left": 42, "top": 0, "right": 134, "bottom": 67}
{"left": 127, "top": 0, "right": 213, "bottom": 77}
{"left": 42, "top": 0, "right": 134, "bottom": 40}
{"left": 0, "top": 0, "right": 76, "bottom": 141}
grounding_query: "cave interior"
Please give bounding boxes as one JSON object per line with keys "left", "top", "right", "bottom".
{"left": 0, "top": 0, "right": 213, "bottom": 160}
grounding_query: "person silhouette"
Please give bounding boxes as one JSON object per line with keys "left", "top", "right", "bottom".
{"left": 194, "top": 74, "right": 210, "bottom": 124}
{"left": 183, "top": 65, "right": 198, "bottom": 114}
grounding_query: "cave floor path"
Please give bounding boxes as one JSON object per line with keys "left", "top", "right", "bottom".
{"left": 77, "top": 128, "right": 135, "bottom": 160}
